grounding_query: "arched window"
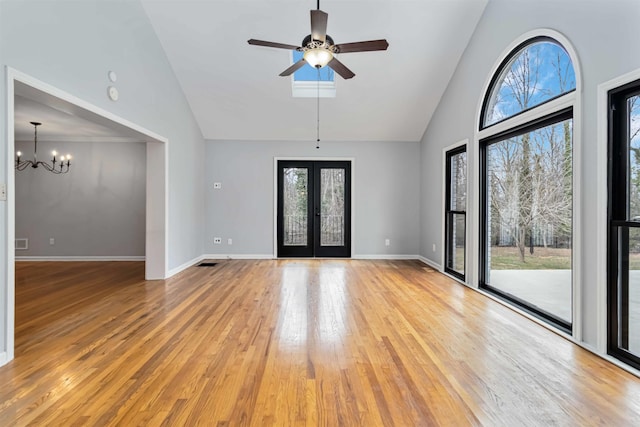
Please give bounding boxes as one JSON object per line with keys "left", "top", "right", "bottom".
{"left": 478, "top": 34, "right": 577, "bottom": 333}
{"left": 481, "top": 37, "right": 575, "bottom": 128}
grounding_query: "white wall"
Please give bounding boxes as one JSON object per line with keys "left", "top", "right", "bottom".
{"left": 419, "top": 0, "right": 640, "bottom": 347}
{"left": 0, "top": 1, "right": 204, "bottom": 359}
{"left": 15, "top": 140, "right": 145, "bottom": 257}
{"left": 205, "top": 140, "right": 421, "bottom": 257}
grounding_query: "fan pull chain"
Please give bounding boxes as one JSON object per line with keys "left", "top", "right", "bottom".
{"left": 316, "top": 67, "right": 320, "bottom": 149}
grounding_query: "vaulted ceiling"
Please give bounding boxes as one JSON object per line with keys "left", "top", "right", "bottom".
{"left": 14, "top": 1, "right": 488, "bottom": 143}
{"left": 141, "top": 0, "right": 488, "bottom": 142}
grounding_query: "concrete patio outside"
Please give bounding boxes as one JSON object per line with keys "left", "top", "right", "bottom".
{"left": 490, "top": 269, "right": 639, "bottom": 353}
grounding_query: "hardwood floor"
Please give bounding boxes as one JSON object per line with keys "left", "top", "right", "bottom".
{"left": 2, "top": 260, "right": 640, "bottom": 425}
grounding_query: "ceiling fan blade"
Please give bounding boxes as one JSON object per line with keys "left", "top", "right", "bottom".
{"left": 334, "top": 39, "right": 389, "bottom": 53}
{"left": 310, "top": 10, "right": 328, "bottom": 42}
{"left": 327, "top": 57, "right": 355, "bottom": 80}
{"left": 279, "top": 59, "right": 307, "bottom": 76}
{"left": 248, "top": 39, "right": 300, "bottom": 50}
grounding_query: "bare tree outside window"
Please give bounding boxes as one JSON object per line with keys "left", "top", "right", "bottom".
{"left": 283, "top": 168, "right": 308, "bottom": 246}
{"left": 320, "top": 169, "right": 345, "bottom": 246}
{"left": 481, "top": 38, "right": 575, "bottom": 325}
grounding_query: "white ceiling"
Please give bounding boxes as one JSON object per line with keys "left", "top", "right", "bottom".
{"left": 141, "top": 0, "right": 488, "bottom": 142}
{"left": 14, "top": 95, "right": 142, "bottom": 143}
{"left": 14, "top": 77, "right": 156, "bottom": 144}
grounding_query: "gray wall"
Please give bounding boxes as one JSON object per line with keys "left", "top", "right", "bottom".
{"left": 0, "top": 1, "right": 204, "bottom": 356}
{"left": 15, "top": 140, "right": 145, "bottom": 257}
{"left": 419, "top": 0, "right": 640, "bottom": 347}
{"left": 205, "top": 140, "right": 421, "bottom": 257}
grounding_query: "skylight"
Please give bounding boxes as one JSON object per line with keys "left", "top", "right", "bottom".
{"left": 291, "top": 51, "right": 336, "bottom": 98}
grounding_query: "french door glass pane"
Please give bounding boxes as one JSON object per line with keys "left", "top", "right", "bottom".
{"left": 283, "top": 167, "right": 308, "bottom": 246}
{"left": 485, "top": 119, "right": 573, "bottom": 323}
{"left": 320, "top": 168, "right": 345, "bottom": 246}
{"left": 447, "top": 213, "right": 465, "bottom": 275}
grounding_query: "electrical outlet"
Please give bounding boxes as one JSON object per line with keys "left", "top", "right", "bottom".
{"left": 385, "top": 238, "right": 390, "bottom": 246}
{"left": 228, "top": 238, "right": 233, "bottom": 245}
{"left": 0, "top": 183, "right": 6, "bottom": 201}
{"left": 50, "top": 238, "right": 55, "bottom": 246}
{"left": 213, "top": 182, "right": 222, "bottom": 189}
{"left": 214, "top": 237, "right": 222, "bottom": 244}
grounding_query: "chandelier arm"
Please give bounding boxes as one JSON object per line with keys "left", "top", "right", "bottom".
{"left": 38, "top": 161, "right": 55, "bottom": 172}
{"left": 16, "top": 160, "right": 33, "bottom": 171}
{"left": 40, "top": 161, "right": 68, "bottom": 174}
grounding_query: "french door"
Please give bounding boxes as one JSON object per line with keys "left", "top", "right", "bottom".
{"left": 277, "top": 160, "right": 351, "bottom": 257}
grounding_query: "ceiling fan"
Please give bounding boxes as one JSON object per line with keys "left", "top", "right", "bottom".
{"left": 247, "top": 0, "right": 389, "bottom": 80}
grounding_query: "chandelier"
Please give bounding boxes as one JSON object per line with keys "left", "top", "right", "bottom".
{"left": 16, "top": 122, "right": 72, "bottom": 174}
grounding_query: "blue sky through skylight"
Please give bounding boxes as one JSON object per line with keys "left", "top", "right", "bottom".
{"left": 292, "top": 51, "right": 335, "bottom": 82}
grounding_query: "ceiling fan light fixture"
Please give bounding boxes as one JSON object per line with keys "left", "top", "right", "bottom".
{"left": 248, "top": 6, "right": 388, "bottom": 79}
{"left": 303, "top": 47, "right": 333, "bottom": 68}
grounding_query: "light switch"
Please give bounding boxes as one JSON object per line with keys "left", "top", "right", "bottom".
{"left": 213, "top": 182, "right": 222, "bottom": 189}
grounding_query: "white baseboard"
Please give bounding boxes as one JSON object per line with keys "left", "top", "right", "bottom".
{"left": 15, "top": 256, "right": 145, "bottom": 262}
{"left": 574, "top": 342, "right": 640, "bottom": 379}
{"left": 352, "top": 254, "right": 422, "bottom": 260}
{"left": 416, "top": 256, "right": 442, "bottom": 271}
{"left": 166, "top": 255, "right": 205, "bottom": 278}
{"left": 201, "top": 254, "right": 274, "bottom": 260}
{"left": 201, "top": 254, "right": 425, "bottom": 261}
{"left": 0, "top": 352, "right": 8, "bottom": 367}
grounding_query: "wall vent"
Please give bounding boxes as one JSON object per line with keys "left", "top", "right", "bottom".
{"left": 15, "top": 238, "right": 28, "bottom": 250}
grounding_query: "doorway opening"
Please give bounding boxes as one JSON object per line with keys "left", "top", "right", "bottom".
{"left": 277, "top": 160, "right": 351, "bottom": 257}
{"left": 3, "top": 68, "right": 168, "bottom": 365}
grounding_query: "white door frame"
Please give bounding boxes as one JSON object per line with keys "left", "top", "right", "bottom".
{"left": 3, "top": 67, "right": 168, "bottom": 365}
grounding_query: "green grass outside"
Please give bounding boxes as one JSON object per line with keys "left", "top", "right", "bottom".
{"left": 489, "top": 246, "right": 571, "bottom": 270}
{"left": 459, "top": 245, "right": 640, "bottom": 270}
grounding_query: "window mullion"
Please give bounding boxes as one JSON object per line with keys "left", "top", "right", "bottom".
{"left": 479, "top": 93, "right": 575, "bottom": 141}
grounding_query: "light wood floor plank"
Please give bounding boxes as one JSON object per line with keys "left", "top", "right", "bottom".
{"left": 1, "top": 259, "right": 639, "bottom": 426}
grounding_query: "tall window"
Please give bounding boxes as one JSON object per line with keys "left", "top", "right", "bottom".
{"left": 480, "top": 36, "right": 576, "bottom": 332}
{"left": 445, "top": 146, "right": 467, "bottom": 280}
{"left": 608, "top": 79, "right": 640, "bottom": 370}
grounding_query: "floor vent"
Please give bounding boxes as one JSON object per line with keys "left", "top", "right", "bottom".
{"left": 197, "top": 262, "right": 218, "bottom": 267}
